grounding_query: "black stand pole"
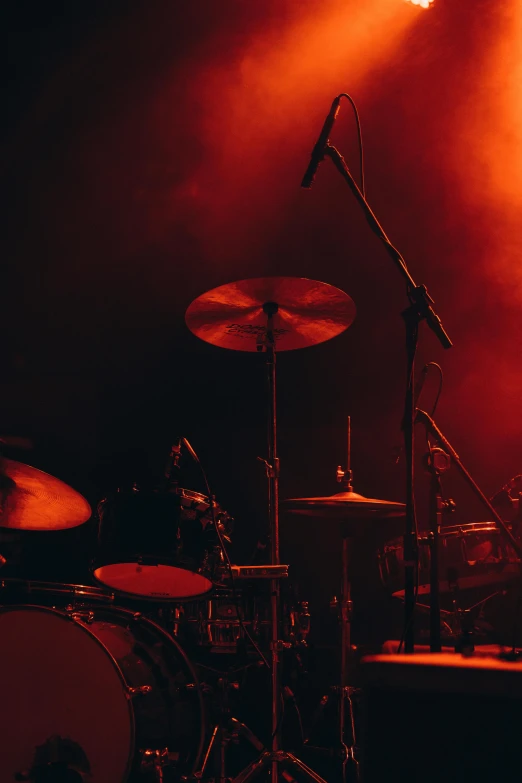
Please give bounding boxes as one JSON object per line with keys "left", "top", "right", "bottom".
{"left": 263, "top": 302, "right": 282, "bottom": 781}
{"left": 231, "top": 305, "right": 329, "bottom": 783}
{"left": 426, "top": 447, "right": 451, "bottom": 653}
{"left": 322, "top": 144, "right": 452, "bottom": 653}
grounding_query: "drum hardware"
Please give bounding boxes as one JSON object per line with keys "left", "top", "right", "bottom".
{"left": 0, "top": 458, "right": 91, "bottom": 530}
{"left": 226, "top": 565, "right": 289, "bottom": 580}
{"left": 415, "top": 409, "right": 522, "bottom": 561}
{"left": 67, "top": 609, "right": 95, "bottom": 624}
{"left": 141, "top": 748, "right": 169, "bottom": 783}
{"left": 425, "top": 444, "right": 452, "bottom": 653}
{"left": 416, "top": 408, "right": 522, "bottom": 654}
{"left": 187, "top": 277, "right": 355, "bottom": 783}
{"left": 191, "top": 673, "right": 266, "bottom": 782}
{"left": 127, "top": 685, "right": 153, "bottom": 697}
{"left": 171, "top": 437, "right": 272, "bottom": 670}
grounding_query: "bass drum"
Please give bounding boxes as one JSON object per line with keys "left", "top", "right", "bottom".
{"left": 0, "top": 594, "right": 205, "bottom": 782}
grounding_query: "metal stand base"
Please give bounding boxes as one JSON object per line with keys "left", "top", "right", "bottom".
{"left": 232, "top": 750, "right": 328, "bottom": 783}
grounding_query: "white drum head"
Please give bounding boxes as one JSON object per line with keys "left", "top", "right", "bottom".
{"left": 0, "top": 607, "right": 133, "bottom": 783}
{"left": 93, "top": 562, "right": 212, "bottom": 599}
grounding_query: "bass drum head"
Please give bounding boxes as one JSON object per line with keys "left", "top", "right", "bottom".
{"left": 93, "top": 562, "right": 213, "bottom": 599}
{"left": 0, "top": 606, "right": 133, "bottom": 782}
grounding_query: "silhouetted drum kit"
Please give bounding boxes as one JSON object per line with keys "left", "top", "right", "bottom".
{"left": 0, "top": 277, "right": 520, "bottom": 782}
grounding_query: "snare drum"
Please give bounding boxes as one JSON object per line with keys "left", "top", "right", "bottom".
{"left": 379, "top": 521, "right": 520, "bottom": 597}
{"left": 93, "top": 487, "right": 232, "bottom": 600}
{"left": 173, "top": 589, "right": 311, "bottom": 655}
{"left": 173, "top": 588, "right": 271, "bottom": 654}
{"left": 0, "top": 582, "right": 205, "bottom": 782}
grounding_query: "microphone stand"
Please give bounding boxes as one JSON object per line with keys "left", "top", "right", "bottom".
{"left": 416, "top": 409, "right": 522, "bottom": 655}
{"left": 415, "top": 410, "right": 522, "bottom": 560}
{"left": 322, "top": 144, "right": 452, "bottom": 653}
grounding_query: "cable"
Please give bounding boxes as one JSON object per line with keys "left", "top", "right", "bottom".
{"left": 338, "top": 93, "right": 365, "bottom": 198}
{"left": 426, "top": 362, "right": 443, "bottom": 417}
{"left": 181, "top": 437, "right": 270, "bottom": 669}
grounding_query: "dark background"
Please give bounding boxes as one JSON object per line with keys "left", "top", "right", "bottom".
{"left": 2, "top": 0, "right": 522, "bottom": 648}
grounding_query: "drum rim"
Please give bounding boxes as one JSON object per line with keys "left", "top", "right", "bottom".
{"left": 0, "top": 602, "right": 136, "bottom": 781}
{"left": 97, "top": 486, "right": 224, "bottom": 514}
{"left": 382, "top": 521, "right": 506, "bottom": 550}
{"left": 0, "top": 578, "right": 114, "bottom": 602}
{"left": 441, "top": 521, "right": 505, "bottom": 536}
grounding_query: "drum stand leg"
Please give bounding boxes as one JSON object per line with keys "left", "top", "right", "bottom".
{"left": 191, "top": 673, "right": 266, "bottom": 782}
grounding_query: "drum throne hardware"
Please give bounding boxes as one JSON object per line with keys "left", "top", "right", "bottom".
{"left": 283, "top": 417, "right": 405, "bottom": 783}
{"left": 186, "top": 276, "right": 356, "bottom": 783}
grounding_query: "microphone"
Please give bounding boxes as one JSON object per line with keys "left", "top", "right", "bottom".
{"left": 164, "top": 439, "right": 182, "bottom": 481}
{"left": 301, "top": 96, "right": 342, "bottom": 188}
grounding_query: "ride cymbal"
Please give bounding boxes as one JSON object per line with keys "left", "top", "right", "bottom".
{"left": 185, "top": 276, "right": 356, "bottom": 351}
{"left": 0, "top": 458, "right": 91, "bottom": 530}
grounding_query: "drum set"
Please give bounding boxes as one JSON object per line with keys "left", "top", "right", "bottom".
{"left": 0, "top": 276, "right": 520, "bottom": 783}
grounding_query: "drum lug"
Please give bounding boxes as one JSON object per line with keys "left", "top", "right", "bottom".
{"left": 141, "top": 747, "right": 169, "bottom": 779}
{"left": 127, "top": 685, "right": 153, "bottom": 698}
{"left": 67, "top": 609, "right": 95, "bottom": 624}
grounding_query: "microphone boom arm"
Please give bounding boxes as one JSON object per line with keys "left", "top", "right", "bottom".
{"left": 323, "top": 144, "right": 451, "bottom": 349}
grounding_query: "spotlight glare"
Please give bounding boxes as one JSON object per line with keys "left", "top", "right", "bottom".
{"left": 406, "top": 0, "right": 434, "bottom": 8}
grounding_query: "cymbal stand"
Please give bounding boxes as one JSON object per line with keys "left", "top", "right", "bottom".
{"left": 232, "top": 303, "right": 328, "bottom": 783}
{"left": 304, "top": 418, "right": 359, "bottom": 783}
{"left": 335, "top": 418, "right": 359, "bottom": 782}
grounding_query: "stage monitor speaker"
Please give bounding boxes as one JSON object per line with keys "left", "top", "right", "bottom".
{"left": 361, "top": 653, "right": 522, "bottom": 783}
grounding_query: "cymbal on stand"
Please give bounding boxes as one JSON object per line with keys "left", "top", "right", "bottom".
{"left": 0, "top": 458, "right": 91, "bottom": 530}
{"left": 282, "top": 491, "right": 406, "bottom": 538}
{"left": 185, "top": 276, "right": 356, "bottom": 352}
{"left": 282, "top": 491, "right": 406, "bottom": 518}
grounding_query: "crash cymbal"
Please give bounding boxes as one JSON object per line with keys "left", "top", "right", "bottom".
{"left": 185, "top": 276, "right": 356, "bottom": 351}
{"left": 0, "top": 458, "right": 91, "bottom": 530}
{"left": 282, "top": 490, "right": 406, "bottom": 519}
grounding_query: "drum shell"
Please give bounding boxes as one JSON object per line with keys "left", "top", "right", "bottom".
{"left": 96, "top": 489, "right": 202, "bottom": 569}
{"left": 93, "top": 489, "right": 221, "bottom": 599}
{"left": 379, "top": 522, "right": 520, "bottom": 598}
{"left": 0, "top": 592, "right": 204, "bottom": 782}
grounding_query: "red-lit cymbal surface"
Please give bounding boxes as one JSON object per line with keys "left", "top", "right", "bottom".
{"left": 282, "top": 491, "right": 406, "bottom": 519}
{"left": 185, "top": 277, "right": 356, "bottom": 351}
{"left": 0, "top": 458, "right": 91, "bottom": 530}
